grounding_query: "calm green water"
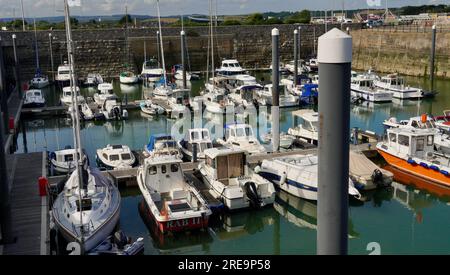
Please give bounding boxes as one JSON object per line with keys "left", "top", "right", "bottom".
{"left": 17, "top": 73, "right": 450, "bottom": 255}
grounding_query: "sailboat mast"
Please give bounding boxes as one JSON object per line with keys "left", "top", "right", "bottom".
{"left": 209, "top": 0, "right": 215, "bottom": 88}
{"left": 33, "top": 18, "right": 40, "bottom": 71}
{"left": 64, "top": 0, "right": 85, "bottom": 248}
{"left": 125, "top": 4, "right": 130, "bottom": 65}
{"left": 156, "top": 0, "right": 167, "bottom": 88}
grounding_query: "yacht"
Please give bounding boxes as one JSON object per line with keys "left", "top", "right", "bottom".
{"left": 30, "top": 74, "right": 49, "bottom": 89}
{"left": 94, "top": 83, "right": 117, "bottom": 106}
{"left": 60, "top": 86, "right": 85, "bottom": 106}
{"left": 56, "top": 62, "right": 71, "bottom": 86}
{"left": 84, "top": 73, "right": 103, "bottom": 87}
{"left": 143, "top": 134, "right": 182, "bottom": 159}
{"left": 351, "top": 77, "right": 393, "bottom": 102}
{"left": 119, "top": 71, "right": 139, "bottom": 84}
{"left": 23, "top": 89, "right": 45, "bottom": 108}
{"left": 177, "top": 128, "right": 213, "bottom": 161}
{"left": 141, "top": 59, "right": 164, "bottom": 82}
{"left": 287, "top": 110, "right": 319, "bottom": 145}
{"left": 374, "top": 74, "right": 424, "bottom": 99}
{"left": 281, "top": 74, "right": 312, "bottom": 96}
{"left": 198, "top": 147, "right": 276, "bottom": 210}
{"left": 140, "top": 100, "right": 164, "bottom": 116}
{"left": 137, "top": 154, "right": 211, "bottom": 233}
{"left": 255, "top": 154, "right": 361, "bottom": 201}
{"left": 377, "top": 127, "right": 450, "bottom": 189}
{"left": 96, "top": 144, "right": 136, "bottom": 170}
{"left": 99, "top": 98, "right": 128, "bottom": 120}
{"left": 216, "top": 124, "right": 266, "bottom": 155}
{"left": 216, "top": 59, "right": 246, "bottom": 77}
{"left": 255, "top": 84, "right": 298, "bottom": 107}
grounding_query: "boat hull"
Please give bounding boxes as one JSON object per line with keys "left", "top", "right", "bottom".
{"left": 378, "top": 150, "right": 450, "bottom": 189}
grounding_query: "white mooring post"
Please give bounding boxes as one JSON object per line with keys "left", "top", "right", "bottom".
{"left": 271, "top": 28, "right": 280, "bottom": 152}
{"left": 317, "top": 28, "right": 352, "bottom": 255}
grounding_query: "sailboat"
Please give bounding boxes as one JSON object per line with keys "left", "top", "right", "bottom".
{"left": 119, "top": 4, "right": 139, "bottom": 85}
{"left": 30, "top": 19, "right": 49, "bottom": 88}
{"left": 52, "top": 0, "right": 121, "bottom": 253}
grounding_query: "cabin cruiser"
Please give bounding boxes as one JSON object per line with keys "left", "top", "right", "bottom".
{"left": 306, "top": 58, "right": 318, "bottom": 72}
{"left": 49, "top": 147, "right": 85, "bottom": 174}
{"left": 30, "top": 73, "right": 49, "bottom": 89}
{"left": 56, "top": 62, "right": 71, "bottom": 85}
{"left": 377, "top": 127, "right": 450, "bottom": 189}
{"left": 140, "top": 100, "right": 164, "bottom": 116}
{"left": 351, "top": 77, "right": 393, "bottom": 102}
{"left": 23, "top": 89, "right": 45, "bottom": 108}
{"left": 255, "top": 84, "right": 298, "bottom": 107}
{"left": 119, "top": 71, "right": 139, "bottom": 84}
{"left": 284, "top": 60, "right": 307, "bottom": 75}
{"left": 94, "top": 83, "right": 117, "bottom": 106}
{"left": 228, "top": 83, "right": 261, "bottom": 111}
{"left": 374, "top": 74, "right": 424, "bottom": 99}
{"left": 255, "top": 154, "right": 361, "bottom": 201}
{"left": 177, "top": 128, "right": 213, "bottom": 161}
{"left": 144, "top": 134, "right": 182, "bottom": 159}
{"left": 51, "top": 161, "right": 121, "bottom": 252}
{"left": 69, "top": 102, "right": 94, "bottom": 121}
{"left": 137, "top": 155, "right": 211, "bottom": 233}
{"left": 216, "top": 59, "right": 246, "bottom": 77}
{"left": 166, "top": 89, "right": 190, "bottom": 119}
{"left": 203, "top": 92, "right": 235, "bottom": 114}
{"left": 99, "top": 98, "right": 128, "bottom": 120}
{"left": 141, "top": 59, "right": 164, "bottom": 82}
{"left": 216, "top": 124, "right": 266, "bottom": 155}
{"left": 198, "top": 147, "right": 276, "bottom": 210}
{"left": 261, "top": 130, "right": 296, "bottom": 149}
{"left": 172, "top": 64, "right": 199, "bottom": 81}
{"left": 281, "top": 75, "right": 312, "bottom": 96}
{"left": 288, "top": 110, "right": 319, "bottom": 145}
{"left": 96, "top": 144, "right": 136, "bottom": 170}
{"left": 383, "top": 115, "right": 450, "bottom": 154}
{"left": 84, "top": 73, "right": 103, "bottom": 87}
{"left": 60, "top": 86, "right": 85, "bottom": 106}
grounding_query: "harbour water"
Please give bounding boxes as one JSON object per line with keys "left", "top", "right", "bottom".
{"left": 17, "top": 73, "right": 450, "bottom": 255}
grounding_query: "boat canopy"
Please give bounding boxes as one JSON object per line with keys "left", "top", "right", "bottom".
{"left": 146, "top": 134, "right": 176, "bottom": 152}
{"left": 301, "top": 83, "right": 319, "bottom": 98}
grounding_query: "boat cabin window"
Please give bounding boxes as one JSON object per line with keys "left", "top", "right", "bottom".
{"left": 427, "top": 135, "right": 434, "bottom": 146}
{"left": 202, "top": 130, "right": 209, "bottom": 139}
{"left": 161, "top": 165, "right": 167, "bottom": 174}
{"left": 389, "top": 133, "right": 397, "bottom": 142}
{"left": 34, "top": 91, "right": 41, "bottom": 96}
{"left": 411, "top": 121, "right": 419, "bottom": 128}
{"left": 398, "top": 135, "right": 410, "bottom": 146}
{"left": 206, "top": 156, "right": 215, "bottom": 168}
{"left": 121, "top": 154, "right": 131, "bottom": 160}
{"left": 199, "top": 142, "right": 213, "bottom": 152}
{"left": 64, "top": 154, "right": 75, "bottom": 162}
{"left": 149, "top": 166, "right": 157, "bottom": 175}
{"left": 191, "top": 131, "right": 200, "bottom": 141}
{"left": 223, "top": 63, "right": 229, "bottom": 67}
{"left": 109, "top": 154, "right": 120, "bottom": 161}
{"left": 416, "top": 138, "right": 425, "bottom": 152}
{"left": 171, "top": 164, "right": 179, "bottom": 173}
{"left": 59, "top": 70, "right": 70, "bottom": 75}
{"left": 76, "top": 198, "right": 92, "bottom": 212}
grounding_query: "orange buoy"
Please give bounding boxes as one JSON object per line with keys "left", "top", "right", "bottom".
{"left": 421, "top": 114, "right": 427, "bottom": 123}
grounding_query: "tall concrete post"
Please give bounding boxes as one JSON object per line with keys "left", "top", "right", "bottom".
{"left": 181, "top": 30, "right": 187, "bottom": 89}
{"left": 49, "top": 33, "right": 55, "bottom": 82}
{"left": 0, "top": 36, "right": 9, "bottom": 134}
{"left": 294, "top": 29, "right": 299, "bottom": 87}
{"left": 271, "top": 28, "right": 280, "bottom": 152}
{"left": 12, "top": 34, "right": 22, "bottom": 98}
{"left": 430, "top": 25, "right": 436, "bottom": 90}
{"left": 298, "top": 26, "right": 301, "bottom": 61}
{"left": 317, "top": 28, "right": 352, "bottom": 255}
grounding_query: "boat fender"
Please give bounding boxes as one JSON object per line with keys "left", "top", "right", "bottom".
{"left": 280, "top": 172, "right": 287, "bottom": 185}
{"left": 407, "top": 158, "right": 417, "bottom": 165}
{"left": 419, "top": 162, "right": 429, "bottom": 169}
{"left": 430, "top": 165, "right": 440, "bottom": 172}
{"left": 244, "top": 181, "right": 262, "bottom": 208}
{"left": 440, "top": 170, "right": 449, "bottom": 176}
{"left": 371, "top": 169, "right": 383, "bottom": 185}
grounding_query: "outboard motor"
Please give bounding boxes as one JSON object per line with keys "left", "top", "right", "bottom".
{"left": 113, "top": 230, "right": 129, "bottom": 249}
{"left": 244, "top": 181, "right": 262, "bottom": 208}
{"left": 371, "top": 169, "right": 383, "bottom": 186}
{"left": 113, "top": 106, "right": 121, "bottom": 121}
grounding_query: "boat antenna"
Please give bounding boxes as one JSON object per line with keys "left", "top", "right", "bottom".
{"left": 156, "top": 0, "right": 167, "bottom": 88}
{"left": 64, "top": 0, "right": 85, "bottom": 252}
{"left": 33, "top": 18, "right": 40, "bottom": 74}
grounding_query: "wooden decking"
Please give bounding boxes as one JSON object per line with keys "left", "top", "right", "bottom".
{"left": 2, "top": 152, "right": 48, "bottom": 255}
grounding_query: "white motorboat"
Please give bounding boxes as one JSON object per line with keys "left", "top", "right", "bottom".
{"left": 306, "top": 58, "right": 318, "bottom": 72}
{"left": 383, "top": 115, "right": 450, "bottom": 154}
{"left": 144, "top": 134, "right": 182, "bottom": 159}
{"left": 349, "top": 151, "right": 393, "bottom": 191}
{"left": 281, "top": 75, "right": 312, "bottom": 96}
{"left": 199, "top": 147, "right": 275, "bottom": 210}
{"left": 23, "top": 89, "right": 45, "bottom": 108}
{"left": 140, "top": 100, "right": 164, "bottom": 116}
{"left": 69, "top": 102, "right": 94, "bottom": 121}
{"left": 255, "top": 84, "right": 299, "bottom": 107}
{"left": 216, "top": 59, "right": 246, "bottom": 77}
{"left": 261, "top": 130, "right": 296, "bottom": 149}
{"left": 216, "top": 124, "right": 266, "bottom": 155}
{"left": 56, "top": 62, "right": 71, "bottom": 85}
{"left": 203, "top": 92, "right": 235, "bottom": 114}
{"left": 52, "top": 164, "right": 121, "bottom": 252}
{"left": 351, "top": 77, "right": 393, "bottom": 102}
{"left": 288, "top": 109, "right": 319, "bottom": 145}
{"left": 173, "top": 64, "right": 195, "bottom": 81}
{"left": 49, "top": 148, "right": 81, "bottom": 174}
{"left": 167, "top": 91, "right": 189, "bottom": 119}
{"left": 374, "top": 74, "right": 424, "bottom": 99}
{"left": 96, "top": 144, "right": 136, "bottom": 170}
{"left": 153, "top": 84, "right": 174, "bottom": 98}
{"left": 84, "top": 73, "right": 103, "bottom": 86}
{"left": 284, "top": 60, "right": 307, "bottom": 75}
{"left": 120, "top": 71, "right": 139, "bottom": 84}
{"left": 255, "top": 154, "right": 361, "bottom": 201}
{"left": 100, "top": 98, "right": 128, "bottom": 120}
{"left": 177, "top": 128, "right": 213, "bottom": 161}
{"left": 141, "top": 59, "right": 164, "bottom": 82}
{"left": 94, "top": 83, "right": 117, "bottom": 106}
{"left": 30, "top": 74, "right": 49, "bottom": 88}
{"left": 137, "top": 154, "right": 211, "bottom": 233}
{"left": 60, "top": 86, "right": 85, "bottom": 106}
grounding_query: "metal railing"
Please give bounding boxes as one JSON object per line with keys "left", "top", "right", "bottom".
{"left": 364, "top": 23, "right": 450, "bottom": 33}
